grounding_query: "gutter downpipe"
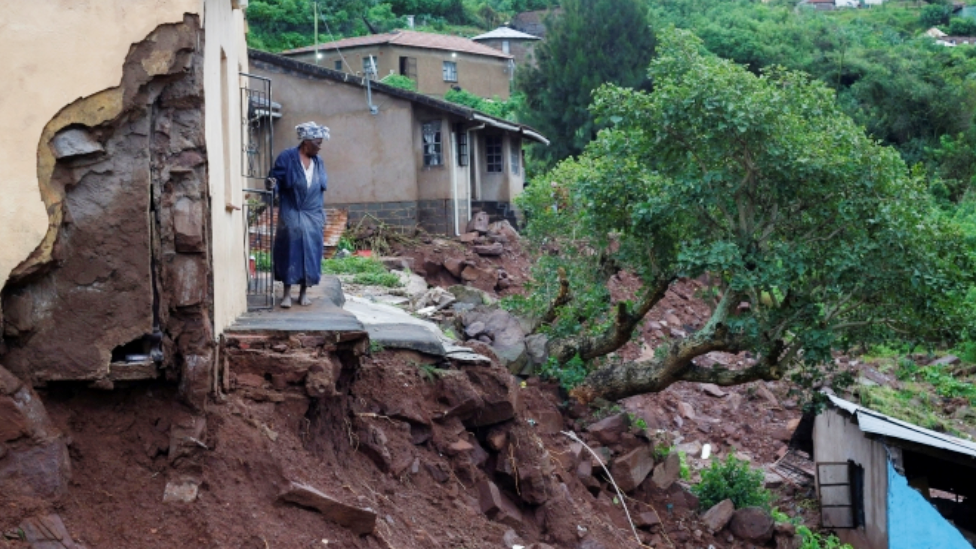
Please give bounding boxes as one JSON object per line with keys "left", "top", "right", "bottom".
{"left": 450, "top": 128, "right": 459, "bottom": 236}
{"left": 468, "top": 121, "right": 486, "bottom": 207}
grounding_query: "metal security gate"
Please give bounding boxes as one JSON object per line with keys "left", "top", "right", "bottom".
{"left": 241, "top": 73, "right": 277, "bottom": 310}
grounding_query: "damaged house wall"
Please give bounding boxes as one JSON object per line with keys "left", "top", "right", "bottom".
{"left": 0, "top": 0, "right": 202, "bottom": 333}
{"left": 887, "top": 460, "right": 973, "bottom": 549}
{"left": 0, "top": 1, "right": 250, "bottom": 405}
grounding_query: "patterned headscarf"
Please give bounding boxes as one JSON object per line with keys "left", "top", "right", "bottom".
{"left": 296, "top": 121, "right": 330, "bottom": 141}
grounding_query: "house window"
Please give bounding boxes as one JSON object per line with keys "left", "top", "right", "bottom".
{"left": 455, "top": 124, "right": 469, "bottom": 167}
{"left": 423, "top": 121, "right": 442, "bottom": 167}
{"left": 362, "top": 55, "right": 377, "bottom": 77}
{"left": 443, "top": 61, "right": 458, "bottom": 82}
{"left": 334, "top": 60, "right": 343, "bottom": 71}
{"left": 486, "top": 135, "right": 503, "bottom": 173}
{"left": 510, "top": 140, "right": 520, "bottom": 175}
{"left": 502, "top": 40, "right": 510, "bottom": 54}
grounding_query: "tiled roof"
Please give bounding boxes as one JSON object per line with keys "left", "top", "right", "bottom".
{"left": 471, "top": 27, "right": 541, "bottom": 41}
{"left": 248, "top": 49, "right": 548, "bottom": 145}
{"left": 282, "top": 30, "right": 513, "bottom": 59}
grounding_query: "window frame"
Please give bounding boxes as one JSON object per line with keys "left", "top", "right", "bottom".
{"left": 485, "top": 135, "right": 503, "bottom": 173}
{"left": 362, "top": 55, "right": 377, "bottom": 77}
{"left": 442, "top": 60, "right": 458, "bottom": 82}
{"left": 422, "top": 120, "right": 443, "bottom": 167}
{"left": 334, "top": 60, "right": 343, "bottom": 71}
{"left": 455, "top": 123, "right": 469, "bottom": 167}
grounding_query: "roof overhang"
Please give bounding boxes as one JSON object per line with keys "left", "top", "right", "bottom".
{"left": 826, "top": 394, "right": 976, "bottom": 459}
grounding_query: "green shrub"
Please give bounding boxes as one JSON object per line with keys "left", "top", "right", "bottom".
{"left": 539, "top": 355, "right": 589, "bottom": 391}
{"left": 380, "top": 74, "right": 417, "bottom": 91}
{"left": 691, "top": 454, "right": 771, "bottom": 510}
{"left": 797, "top": 525, "right": 854, "bottom": 549}
{"left": 253, "top": 251, "right": 271, "bottom": 273}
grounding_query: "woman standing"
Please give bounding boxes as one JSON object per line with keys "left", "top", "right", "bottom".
{"left": 266, "top": 122, "right": 329, "bottom": 308}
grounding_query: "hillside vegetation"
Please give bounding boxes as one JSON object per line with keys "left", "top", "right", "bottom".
{"left": 245, "top": 0, "right": 551, "bottom": 51}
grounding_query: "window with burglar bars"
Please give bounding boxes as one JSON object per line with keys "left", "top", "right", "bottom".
{"left": 455, "top": 124, "right": 469, "bottom": 166}
{"left": 423, "top": 121, "right": 443, "bottom": 166}
{"left": 334, "top": 60, "right": 343, "bottom": 71}
{"left": 442, "top": 60, "right": 457, "bottom": 82}
{"left": 486, "top": 135, "right": 503, "bottom": 172}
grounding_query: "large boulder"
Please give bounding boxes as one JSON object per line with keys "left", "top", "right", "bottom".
{"left": 461, "top": 308, "right": 527, "bottom": 373}
{"left": 701, "top": 499, "right": 735, "bottom": 533}
{"left": 730, "top": 506, "right": 775, "bottom": 543}
{"left": 609, "top": 445, "right": 655, "bottom": 493}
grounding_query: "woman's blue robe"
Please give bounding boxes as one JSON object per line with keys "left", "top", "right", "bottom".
{"left": 268, "top": 147, "right": 328, "bottom": 286}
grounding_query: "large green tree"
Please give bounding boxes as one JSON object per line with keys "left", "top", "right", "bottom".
{"left": 517, "top": 30, "right": 973, "bottom": 401}
{"left": 516, "top": 0, "right": 654, "bottom": 168}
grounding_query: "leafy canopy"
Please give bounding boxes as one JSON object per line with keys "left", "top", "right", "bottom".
{"left": 517, "top": 29, "right": 973, "bottom": 399}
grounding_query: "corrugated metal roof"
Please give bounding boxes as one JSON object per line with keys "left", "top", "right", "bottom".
{"left": 471, "top": 27, "right": 542, "bottom": 41}
{"left": 828, "top": 394, "right": 976, "bottom": 458}
{"left": 282, "top": 30, "right": 513, "bottom": 59}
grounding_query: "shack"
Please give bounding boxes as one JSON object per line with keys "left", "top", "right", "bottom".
{"left": 812, "top": 394, "right": 976, "bottom": 549}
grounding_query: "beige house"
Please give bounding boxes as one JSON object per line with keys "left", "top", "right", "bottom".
{"left": 0, "top": 0, "right": 253, "bottom": 404}
{"left": 472, "top": 27, "right": 542, "bottom": 68}
{"left": 280, "top": 30, "right": 515, "bottom": 100}
{"left": 249, "top": 50, "right": 548, "bottom": 235}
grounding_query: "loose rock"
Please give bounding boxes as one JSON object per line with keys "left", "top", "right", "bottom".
{"left": 609, "top": 445, "right": 655, "bottom": 493}
{"left": 729, "top": 506, "right": 775, "bottom": 543}
{"left": 701, "top": 499, "right": 735, "bottom": 533}
{"left": 279, "top": 481, "right": 377, "bottom": 535}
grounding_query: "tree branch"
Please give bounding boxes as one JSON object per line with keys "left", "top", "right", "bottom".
{"left": 539, "top": 267, "right": 571, "bottom": 326}
{"left": 549, "top": 276, "right": 673, "bottom": 364}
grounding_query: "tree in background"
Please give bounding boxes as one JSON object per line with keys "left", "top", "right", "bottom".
{"left": 515, "top": 30, "right": 973, "bottom": 401}
{"left": 515, "top": 0, "right": 654, "bottom": 168}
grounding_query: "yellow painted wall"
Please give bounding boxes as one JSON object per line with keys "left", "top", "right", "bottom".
{"left": 0, "top": 0, "right": 250, "bottom": 337}
{"left": 0, "top": 0, "right": 201, "bottom": 323}
{"left": 206, "top": 0, "right": 251, "bottom": 335}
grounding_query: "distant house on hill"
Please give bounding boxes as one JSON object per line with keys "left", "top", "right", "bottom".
{"left": 937, "top": 36, "right": 976, "bottom": 46}
{"left": 510, "top": 8, "right": 562, "bottom": 38}
{"left": 249, "top": 50, "right": 548, "bottom": 234}
{"left": 279, "top": 30, "right": 514, "bottom": 100}
{"left": 471, "top": 27, "right": 541, "bottom": 68}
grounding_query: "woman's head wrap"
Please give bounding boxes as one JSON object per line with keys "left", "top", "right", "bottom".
{"left": 296, "top": 121, "right": 330, "bottom": 141}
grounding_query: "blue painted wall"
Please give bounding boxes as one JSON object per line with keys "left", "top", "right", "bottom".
{"left": 887, "top": 460, "right": 971, "bottom": 549}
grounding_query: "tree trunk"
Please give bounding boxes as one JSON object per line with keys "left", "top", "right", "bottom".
{"left": 547, "top": 276, "right": 672, "bottom": 364}
{"left": 573, "top": 293, "right": 785, "bottom": 402}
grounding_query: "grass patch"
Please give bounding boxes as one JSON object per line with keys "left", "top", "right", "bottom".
{"left": 321, "top": 255, "right": 402, "bottom": 288}
{"left": 321, "top": 256, "right": 388, "bottom": 275}
{"left": 350, "top": 271, "right": 402, "bottom": 288}
{"left": 860, "top": 384, "right": 957, "bottom": 434}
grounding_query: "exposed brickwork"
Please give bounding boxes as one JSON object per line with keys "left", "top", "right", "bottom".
{"left": 418, "top": 199, "right": 453, "bottom": 235}
{"left": 331, "top": 201, "right": 418, "bottom": 232}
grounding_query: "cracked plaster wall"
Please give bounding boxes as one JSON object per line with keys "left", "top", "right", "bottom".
{"left": 0, "top": 1, "right": 250, "bottom": 394}
{"left": 0, "top": 0, "right": 203, "bottom": 325}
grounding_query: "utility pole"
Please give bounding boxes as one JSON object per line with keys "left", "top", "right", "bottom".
{"left": 314, "top": 1, "right": 320, "bottom": 64}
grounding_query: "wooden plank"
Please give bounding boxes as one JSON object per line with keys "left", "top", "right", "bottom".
{"left": 822, "top": 506, "right": 854, "bottom": 528}
{"left": 818, "top": 463, "right": 850, "bottom": 485}
{"left": 821, "top": 485, "right": 852, "bottom": 506}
